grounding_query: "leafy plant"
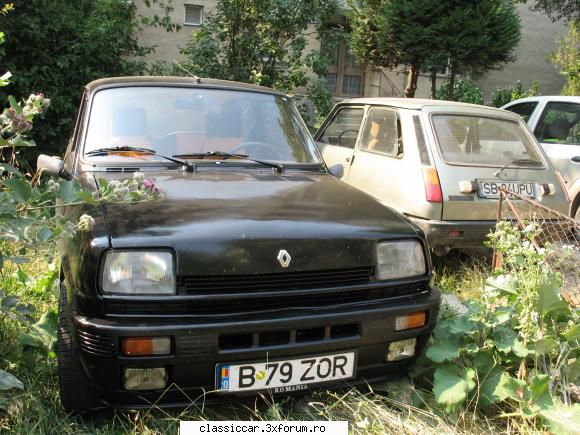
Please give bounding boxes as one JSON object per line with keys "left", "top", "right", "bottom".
{"left": 490, "top": 80, "right": 540, "bottom": 107}
{"left": 435, "top": 78, "right": 483, "bottom": 104}
{"left": 549, "top": 20, "right": 580, "bottom": 96}
{"left": 422, "top": 221, "right": 579, "bottom": 430}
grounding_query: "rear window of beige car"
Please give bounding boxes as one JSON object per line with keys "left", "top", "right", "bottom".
{"left": 431, "top": 115, "right": 544, "bottom": 167}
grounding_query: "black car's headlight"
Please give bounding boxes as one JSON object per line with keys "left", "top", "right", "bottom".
{"left": 101, "top": 251, "right": 175, "bottom": 295}
{"left": 376, "top": 240, "right": 426, "bottom": 280}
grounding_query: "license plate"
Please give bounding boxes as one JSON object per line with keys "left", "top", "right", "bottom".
{"left": 216, "top": 351, "right": 356, "bottom": 393}
{"left": 478, "top": 180, "right": 536, "bottom": 198}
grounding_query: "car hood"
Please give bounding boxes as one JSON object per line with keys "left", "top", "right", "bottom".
{"left": 97, "top": 170, "right": 420, "bottom": 275}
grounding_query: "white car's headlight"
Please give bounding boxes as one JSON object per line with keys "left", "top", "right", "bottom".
{"left": 376, "top": 240, "right": 426, "bottom": 280}
{"left": 101, "top": 251, "right": 175, "bottom": 295}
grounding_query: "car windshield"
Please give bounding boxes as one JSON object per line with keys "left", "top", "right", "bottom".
{"left": 83, "top": 86, "right": 321, "bottom": 165}
{"left": 431, "top": 114, "right": 545, "bottom": 167}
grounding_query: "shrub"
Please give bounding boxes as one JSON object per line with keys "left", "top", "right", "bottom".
{"left": 490, "top": 80, "right": 540, "bottom": 107}
{"left": 435, "top": 78, "right": 483, "bottom": 105}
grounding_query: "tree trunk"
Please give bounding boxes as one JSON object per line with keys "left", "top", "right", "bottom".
{"left": 430, "top": 68, "right": 437, "bottom": 99}
{"left": 447, "top": 65, "right": 456, "bottom": 101}
{"left": 403, "top": 64, "right": 419, "bottom": 98}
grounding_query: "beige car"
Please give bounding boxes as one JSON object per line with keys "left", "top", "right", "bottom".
{"left": 315, "top": 99, "right": 570, "bottom": 255}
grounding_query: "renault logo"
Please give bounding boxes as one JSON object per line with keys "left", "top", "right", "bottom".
{"left": 277, "top": 249, "right": 291, "bottom": 268}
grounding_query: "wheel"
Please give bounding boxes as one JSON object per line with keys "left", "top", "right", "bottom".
{"left": 228, "top": 141, "right": 282, "bottom": 160}
{"left": 57, "top": 282, "right": 99, "bottom": 414}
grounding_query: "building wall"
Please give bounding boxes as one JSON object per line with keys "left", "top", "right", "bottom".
{"left": 477, "top": 4, "right": 567, "bottom": 102}
{"left": 135, "top": 0, "right": 217, "bottom": 66}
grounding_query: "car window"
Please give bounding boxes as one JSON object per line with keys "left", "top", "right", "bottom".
{"left": 317, "top": 107, "right": 364, "bottom": 149}
{"left": 83, "top": 86, "right": 321, "bottom": 164}
{"left": 534, "top": 102, "right": 580, "bottom": 145}
{"left": 432, "top": 114, "right": 544, "bottom": 167}
{"left": 504, "top": 102, "right": 538, "bottom": 123}
{"left": 359, "top": 107, "right": 402, "bottom": 157}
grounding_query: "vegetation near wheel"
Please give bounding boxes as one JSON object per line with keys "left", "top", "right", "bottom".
{"left": 57, "top": 283, "right": 99, "bottom": 414}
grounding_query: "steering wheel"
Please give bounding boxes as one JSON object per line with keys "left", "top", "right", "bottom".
{"left": 336, "top": 129, "right": 359, "bottom": 146}
{"left": 229, "top": 141, "right": 283, "bottom": 160}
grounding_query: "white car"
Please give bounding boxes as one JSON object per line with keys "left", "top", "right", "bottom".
{"left": 502, "top": 96, "right": 580, "bottom": 219}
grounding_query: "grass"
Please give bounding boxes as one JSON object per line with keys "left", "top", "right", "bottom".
{"left": 0, "top": 249, "right": 540, "bottom": 434}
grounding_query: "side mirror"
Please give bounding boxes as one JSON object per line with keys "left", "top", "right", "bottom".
{"left": 328, "top": 163, "right": 344, "bottom": 178}
{"left": 37, "top": 154, "right": 73, "bottom": 180}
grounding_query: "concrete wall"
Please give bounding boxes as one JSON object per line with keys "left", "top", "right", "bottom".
{"left": 478, "top": 4, "right": 567, "bottom": 102}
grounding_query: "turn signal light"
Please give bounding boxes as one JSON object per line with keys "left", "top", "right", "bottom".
{"left": 395, "top": 311, "right": 427, "bottom": 331}
{"left": 122, "top": 336, "right": 171, "bottom": 356}
{"left": 422, "top": 166, "right": 443, "bottom": 203}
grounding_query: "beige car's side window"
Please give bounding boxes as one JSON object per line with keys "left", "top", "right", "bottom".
{"left": 318, "top": 107, "right": 364, "bottom": 149}
{"left": 360, "top": 107, "right": 402, "bottom": 157}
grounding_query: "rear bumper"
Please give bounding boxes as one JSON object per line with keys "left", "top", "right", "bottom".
{"left": 409, "top": 218, "right": 495, "bottom": 249}
{"left": 72, "top": 288, "right": 441, "bottom": 409}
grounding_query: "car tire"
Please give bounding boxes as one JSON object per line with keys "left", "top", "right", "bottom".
{"left": 57, "top": 282, "right": 99, "bottom": 414}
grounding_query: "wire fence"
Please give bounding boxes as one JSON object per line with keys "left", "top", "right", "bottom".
{"left": 493, "top": 188, "right": 580, "bottom": 307}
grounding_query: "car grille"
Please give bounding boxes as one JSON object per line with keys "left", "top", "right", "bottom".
{"left": 181, "top": 266, "right": 374, "bottom": 295}
{"left": 77, "top": 329, "right": 115, "bottom": 357}
{"left": 104, "top": 280, "right": 430, "bottom": 317}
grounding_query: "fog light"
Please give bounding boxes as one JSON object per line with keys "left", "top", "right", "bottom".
{"left": 123, "top": 367, "right": 167, "bottom": 391}
{"left": 386, "top": 338, "right": 417, "bottom": 362}
{"left": 122, "top": 336, "right": 171, "bottom": 356}
{"left": 447, "top": 230, "right": 463, "bottom": 238}
{"left": 395, "top": 311, "right": 427, "bottom": 331}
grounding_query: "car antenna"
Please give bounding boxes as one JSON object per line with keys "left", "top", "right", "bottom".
{"left": 173, "top": 60, "right": 201, "bottom": 83}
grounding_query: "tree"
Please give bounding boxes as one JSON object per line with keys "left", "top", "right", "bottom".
{"left": 0, "top": 0, "right": 178, "bottom": 161}
{"left": 517, "top": 0, "right": 579, "bottom": 23}
{"left": 348, "top": 0, "right": 520, "bottom": 99}
{"left": 549, "top": 20, "right": 580, "bottom": 95}
{"left": 179, "top": 0, "right": 337, "bottom": 96}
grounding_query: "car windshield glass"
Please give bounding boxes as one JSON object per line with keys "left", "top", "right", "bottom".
{"left": 83, "top": 86, "right": 321, "bottom": 165}
{"left": 432, "top": 114, "right": 544, "bottom": 167}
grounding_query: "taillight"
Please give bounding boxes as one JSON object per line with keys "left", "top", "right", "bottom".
{"left": 555, "top": 171, "right": 570, "bottom": 203}
{"left": 422, "top": 166, "right": 443, "bottom": 203}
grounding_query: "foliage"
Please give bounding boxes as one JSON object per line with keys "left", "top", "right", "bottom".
{"left": 517, "top": 0, "right": 580, "bottom": 23}
{"left": 549, "top": 21, "right": 580, "bottom": 96}
{"left": 348, "top": 0, "right": 521, "bottom": 99}
{"left": 435, "top": 77, "right": 484, "bottom": 104}
{"left": 0, "top": 0, "right": 178, "bottom": 162}
{"left": 490, "top": 80, "right": 540, "bottom": 107}
{"left": 179, "top": 0, "right": 336, "bottom": 117}
{"left": 422, "top": 221, "right": 579, "bottom": 430}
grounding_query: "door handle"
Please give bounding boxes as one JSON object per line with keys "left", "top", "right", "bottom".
{"left": 571, "top": 156, "right": 580, "bottom": 163}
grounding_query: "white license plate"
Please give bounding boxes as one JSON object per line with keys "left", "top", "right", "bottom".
{"left": 478, "top": 180, "right": 536, "bottom": 198}
{"left": 216, "top": 351, "right": 356, "bottom": 393}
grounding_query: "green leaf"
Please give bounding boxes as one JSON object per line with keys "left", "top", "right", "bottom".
{"left": 527, "top": 374, "right": 553, "bottom": 412}
{"left": 75, "top": 190, "right": 99, "bottom": 206}
{"left": 20, "top": 309, "right": 58, "bottom": 353}
{"left": 485, "top": 274, "right": 517, "bottom": 294}
{"left": 513, "top": 339, "right": 530, "bottom": 357}
{"left": 537, "top": 275, "right": 568, "bottom": 316}
{"left": 535, "top": 337, "right": 558, "bottom": 356}
{"left": 540, "top": 403, "right": 580, "bottom": 435}
{"left": 0, "top": 369, "right": 24, "bottom": 391}
{"left": 36, "top": 227, "right": 53, "bottom": 242}
{"left": 56, "top": 180, "right": 81, "bottom": 203}
{"left": 3, "top": 177, "right": 32, "bottom": 202}
{"left": 473, "top": 351, "right": 496, "bottom": 372}
{"left": 433, "top": 365, "right": 476, "bottom": 411}
{"left": 563, "top": 324, "right": 580, "bottom": 340}
{"left": 1, "top": 295, "right": 19, "bottom": 308}
{"left": 492, "top": 327, "right": 518, "bottom": 354}
{"left": 426, "top": 336, "right": 462, "bottom": 363}
{"left": 8, "top": 95, "right": 22, "bottom": 114}
{"left": 479, "top": 370, "right": 521, "bottom": 407}
{"left": 566, "top": 358, "right": 580, "bottom": 384}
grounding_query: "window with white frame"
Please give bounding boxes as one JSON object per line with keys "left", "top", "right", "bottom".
{"left": 184, "top": 4, "right": 203, "bottom": 26}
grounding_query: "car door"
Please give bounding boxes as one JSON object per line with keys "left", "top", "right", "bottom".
{"left": 532, "top": 101, "right": 580, "bottom": 188}
{"left": 315, "top": 105, "right": 365, "bottom": 180}
{"left": 346, "top": 106, "right": 415, "bottom": 214}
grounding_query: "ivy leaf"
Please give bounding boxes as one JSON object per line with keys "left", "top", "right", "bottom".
{"left": 3, "top": 178, "right": 32, "bottom": 202}
{"left": 540, "top": 404, "right": 580, "bottom": 435}
{"left": 433, "top": 365, "right": 476, "bottom": 411}
{"left": 479, "top": 370, "right": 522, "bottom": 407}
{"left": 426, "top": 336, "right": 462, "bottom": 363}
{"left": 537, "top": 275, "right": 567, "bottom": 316}
{"left": 534, "top": 337, "right": 558, "bottom": 356}
{"left": 0, "top": 369, "right": 24, "bottom": 391}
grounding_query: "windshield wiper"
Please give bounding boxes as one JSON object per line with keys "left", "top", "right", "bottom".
{"left": 172, "top": 150, "right": 285, "bottom": 173}
{"left": 494, "top": 158, "right": 543, "bottom": 176}
{"left": 86, "top": 146, "right": 195, "bottom": 172}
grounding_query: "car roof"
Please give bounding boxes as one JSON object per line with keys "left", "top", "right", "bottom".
{"left": 85, "top": 76, "right": 287, "bottom": 96}
{"left": 502, "top": 95, "right": 580, "bottom": 106}
{"left": 339, "top": 97, "right": 521, "bottom": 119}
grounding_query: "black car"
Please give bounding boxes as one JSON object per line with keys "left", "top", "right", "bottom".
{"left": 38, "top": 77, "right": 441, "bottom": 413}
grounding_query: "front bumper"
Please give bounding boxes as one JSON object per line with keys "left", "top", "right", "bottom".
{"left": 409, "top": 218, "right": 495, "bottom": 250}
{"left": 73, "top": 288, "right": 441, "bottom": 409}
